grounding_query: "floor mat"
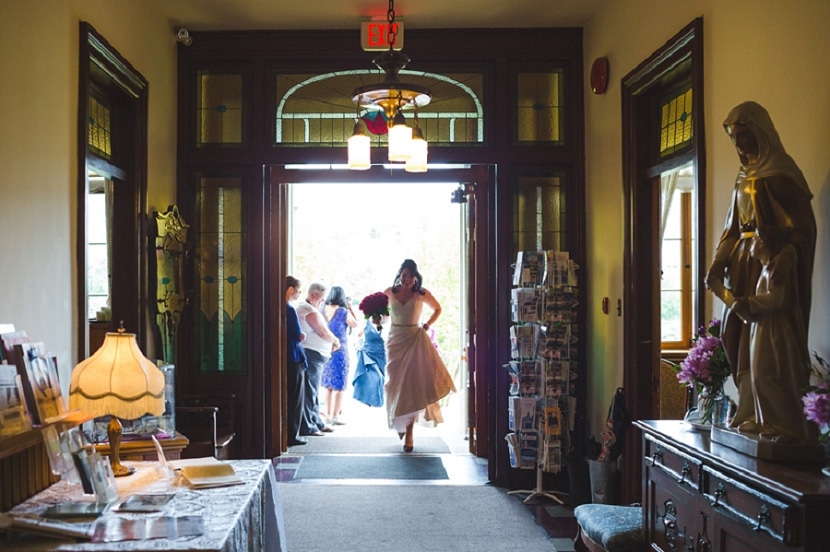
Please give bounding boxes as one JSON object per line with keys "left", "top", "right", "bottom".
{"left": 294, "top": 454, "right": 449, "bottom": 480}
{"left": 288, "top": 435, "right": 451, "bottom": 454}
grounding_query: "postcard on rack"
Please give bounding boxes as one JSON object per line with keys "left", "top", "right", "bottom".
{"left": 180, "top": 462, "right": 243, "bottom": 489}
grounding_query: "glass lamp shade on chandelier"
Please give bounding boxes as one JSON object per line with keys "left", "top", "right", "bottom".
{"left": 348, "top": 0, "right": 431, "bottom": 172}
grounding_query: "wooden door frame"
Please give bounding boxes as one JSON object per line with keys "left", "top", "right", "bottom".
{"left": 77, "top": 22, "right": 149, "bottom": 358}
{"left": 621, "top": 18, "right": 705, "bottom": 504}
{"left": 264, "top": 165, "right": 494, "bottom": 460}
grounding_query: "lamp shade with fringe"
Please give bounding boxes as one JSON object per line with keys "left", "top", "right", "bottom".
{"left": 69, "top": 330, "right": 165, "bottom": 420}
{"left": 69, "top": 328, "right": 165, "bottom": 476}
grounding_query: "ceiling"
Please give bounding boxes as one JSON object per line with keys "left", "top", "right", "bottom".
{"left": 156, "top": 0, "right": 602, "bottom": 32}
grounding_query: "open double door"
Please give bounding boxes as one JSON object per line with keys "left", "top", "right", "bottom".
{"left": 263, "top": 165, "right": 498, "bottom": 473}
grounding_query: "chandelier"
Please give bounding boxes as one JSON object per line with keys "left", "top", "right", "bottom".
{"left": 348, "top": 0, "right": 432, "bottom": 172}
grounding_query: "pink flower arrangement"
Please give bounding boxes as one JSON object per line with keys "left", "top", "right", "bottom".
{"left": 359, "top": 292, "right": 389, "bottom": 330}
{"left": 802, "top": 352, "right": 830, "bottom": 440}
{"left": 676, "top": 318, "right": 731, "bottom": 394}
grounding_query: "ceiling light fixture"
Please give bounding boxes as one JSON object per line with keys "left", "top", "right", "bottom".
{"left": 348, "top": 0, "right": 431, "bottom": 172}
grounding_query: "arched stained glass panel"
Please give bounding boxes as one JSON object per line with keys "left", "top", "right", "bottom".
{"left": 275, "top": 70, "right": 484, "bottom": 147}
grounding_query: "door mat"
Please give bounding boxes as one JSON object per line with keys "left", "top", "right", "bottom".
{"left": 295, "top": 455, "right": 449, "bottom": 480}
{"left": 288, "top": 436, "right": 451, "bottom": 454}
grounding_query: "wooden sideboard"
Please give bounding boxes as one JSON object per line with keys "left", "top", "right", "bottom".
{"left": 94, "top": 431, "right": 189, "bottom": 461}
{"left": 636, "top": 420, "right": 830, "bottom": 551}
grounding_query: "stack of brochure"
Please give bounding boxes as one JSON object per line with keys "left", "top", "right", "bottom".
{"left": 177, "top": 458, "right": 243, "bottom": 489}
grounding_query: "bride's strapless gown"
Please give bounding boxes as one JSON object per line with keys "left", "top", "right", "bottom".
{"left": 384, "top": 293, "right": 456, "bottom": 433}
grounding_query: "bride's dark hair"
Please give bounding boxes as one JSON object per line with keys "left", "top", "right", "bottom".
{"left": 392, "top": 259, "right": 425, "bottom": 294}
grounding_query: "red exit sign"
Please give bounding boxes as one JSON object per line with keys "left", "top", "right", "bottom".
{"left": 361, "top": 21, "right": 404, "bottom": 51}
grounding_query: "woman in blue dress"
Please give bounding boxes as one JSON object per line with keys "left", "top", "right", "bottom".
{"left": 352, "top": 316, "right": 387, "bottom": 408}
{"left": 321, "top": 286, "right": 360, "bottom": 424}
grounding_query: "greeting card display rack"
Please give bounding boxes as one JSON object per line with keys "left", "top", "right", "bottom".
{"left": 505, "top": 250, "right": 578, "bottom": 505}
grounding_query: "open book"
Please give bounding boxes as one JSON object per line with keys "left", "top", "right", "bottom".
{"left": 180, "top": 462, "right": 243, "bottom": 489}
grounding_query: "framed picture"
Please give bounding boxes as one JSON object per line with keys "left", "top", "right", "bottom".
{"left": 14, "top": 342, "right": 66, "bottom": 425}
{"left": 0, "top": 364, "right": 31, "bottom": 438}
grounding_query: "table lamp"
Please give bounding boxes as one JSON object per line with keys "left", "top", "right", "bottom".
{"left": 69, "top": 325, "right": 165, "bottom": 476}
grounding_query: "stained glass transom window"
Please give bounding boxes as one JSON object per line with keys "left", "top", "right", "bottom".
{"left": 513, "top": 174, "right": 566, "bottom": 252}
{"left": 88, "top": 94, "right": 112, "bottom": 159}
{"left": 197, "top": 72, "right": 244, "bottom": 146}
{"left": 196, "top": 177, "right": 246, "bottom": 373}
{"left": 517, "top": 71, "right": 565, "bottom": 144}
{"left": 659, "top": 87, "right": 693, "bottom": 156}
{"left": 275, "top": 71, "right": 483, "bottom": 147}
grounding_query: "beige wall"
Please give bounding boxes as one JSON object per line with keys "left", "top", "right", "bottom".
{"left": 0, "top": 0, "right": 177, "bottom": 388}
{"left": 583, "top": 0, "right": 830, "bottom": 433}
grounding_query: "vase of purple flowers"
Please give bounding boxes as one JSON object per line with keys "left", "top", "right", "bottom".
{"left": 801, "top": 352, "right": 830, "bottom": 474}
{"left": 802, "top": 352, "right": 830, "bottom": 437}
{"left": 677, "top": 318, "right": 732, "bottom": 426}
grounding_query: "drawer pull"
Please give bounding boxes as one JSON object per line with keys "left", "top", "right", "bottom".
{"left": 709, "top": 483, "right": 725, "bottom": 507}
{"left": 650, "top": 447, "right": 663, "bottom": 466}
{"left": 754, "top": 504, "right": 770, "bottom": 532}
{"left": 677, "top": 461, "right": 691, "bottom": 484}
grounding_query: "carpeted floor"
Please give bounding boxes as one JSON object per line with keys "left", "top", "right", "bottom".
{"left": 295, "top": 455, "right": 449, "bottom": 480}
{"left": 288, "top": 435, "right": 451, "bottom": 455}
{"left": 278, "top": 483, "right": 555, "bottom": 551}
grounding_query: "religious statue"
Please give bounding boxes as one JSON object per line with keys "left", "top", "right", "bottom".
{"left": 705, "top": 101, "right": 817, "bottom": 446}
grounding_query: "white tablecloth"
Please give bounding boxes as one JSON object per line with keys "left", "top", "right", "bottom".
{"left": 5, "top": 460, "right": 286, "bottom": 551}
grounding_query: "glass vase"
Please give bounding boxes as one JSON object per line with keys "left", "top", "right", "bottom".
{"left": 711, "top": 392, "right": 731, "bottom": 428}
{"left": 697, "top": 387, "right": 713, "bottom": 424}
{"left": 697, "top": 387, "right": 728, "bottom": 426}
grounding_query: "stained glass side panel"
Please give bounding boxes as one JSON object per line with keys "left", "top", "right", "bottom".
{"left": 659, "top": 87, "right": 693, "bottom": 156}
{"left": 513, "top": 174, "right": 565, "bottom": 252}
{"left": 517, "top": 71, "right": 564, "bottom": 144}
{"left": 196, "top": 178, "right": 246, "bottom": 373}
{"left": 197, "top": 72, "right": 244, "bottom": 146}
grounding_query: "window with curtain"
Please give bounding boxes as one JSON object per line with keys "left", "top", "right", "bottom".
{"left": 86, "top": 176, "right": 111, "bottom": 319}
{"left": 660, "top": 163, "right": 696, "bottom": 349}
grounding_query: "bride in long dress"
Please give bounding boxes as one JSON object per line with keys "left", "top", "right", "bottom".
{"left": 384, "top": 259, "right": 456, "bottom": 452}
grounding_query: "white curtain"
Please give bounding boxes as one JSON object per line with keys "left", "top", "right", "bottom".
{"left": 659, "top": 171, "right": 679, "bottom": 243}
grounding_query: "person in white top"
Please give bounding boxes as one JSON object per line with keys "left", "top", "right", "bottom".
{"left": 296, "top": 282, "right": 341, "bottom": 436}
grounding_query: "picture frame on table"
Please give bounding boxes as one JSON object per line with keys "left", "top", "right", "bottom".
{"left": 41, "top": 424, "right": 75, "bottom": 476}
{"left": 0, "top": 363, "right": 32, "bottom": 438}
{"left": 13, "top": 342, "right": 67, "bottom": 425}
{"left": 1, "top": 329, "right": 29, "bottom": 364}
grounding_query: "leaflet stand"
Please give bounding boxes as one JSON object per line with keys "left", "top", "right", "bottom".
{"left": 508, "top": 468, "right": 567, "bottom": 504}
{"left": 506, "top": 251, "right": 578, "bottom": 505}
